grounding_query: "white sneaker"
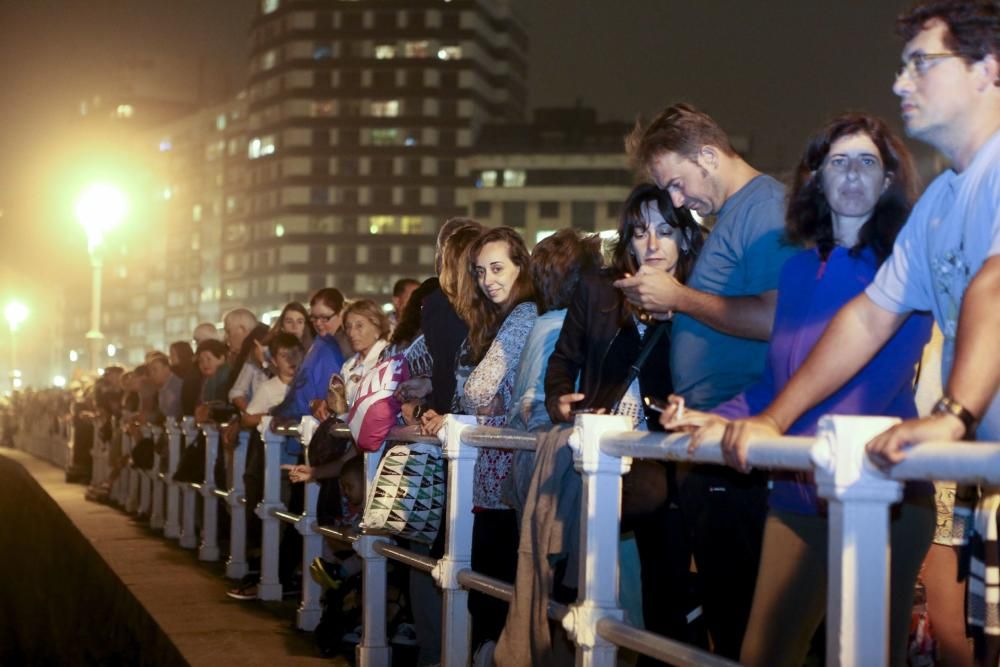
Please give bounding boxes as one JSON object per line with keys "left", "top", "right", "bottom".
{"left": 472, "top": 640, "right": 496, "bottom": 667}
{"left": 391, "top": 622, "right": 418, "bottom": 646}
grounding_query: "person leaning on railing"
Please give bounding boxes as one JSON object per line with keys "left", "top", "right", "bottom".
{"left": 543, "top": 183, "right": 706, "bottom": 649}
{"left": 664, "top": 111, "right": 932, "bottom": 667}
{"left": 421, "top": 225, "right": 539, "bottom": 665}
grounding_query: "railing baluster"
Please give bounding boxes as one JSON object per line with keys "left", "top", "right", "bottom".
{"left": 179, "top": 417, "right": 199, "bottom": 549}
{"left": 150, "top": 425, "right": 165, "bottom": 529}
{"left": 433, "top": 415, "right": 477, "bottom": 667}
{"left": 163, "top": 419, "right": 182, "bottom": 539}
{"left": 256, "top": 417, "right": 285, "bottom": 601}
{"left": 296, "top": 416, "right": 323, "bottom": 631}
{"left": 225, "top": 429, "right": 250, "bottom": 579}
{"left": 813, "top": 415, "right": 903, "bottom": 667}
{"left": 199, "top": 423, "right": 221, "bottom": 561}
{"left": 563, "top": 414, "right": 632, "bottom": 667}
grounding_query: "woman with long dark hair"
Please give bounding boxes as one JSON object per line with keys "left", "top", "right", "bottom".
{"left": 544, "top": 182, "right": 704, "bottom": 647}
{"left": 664, "top": 112, "right": 933, "bottom": 667}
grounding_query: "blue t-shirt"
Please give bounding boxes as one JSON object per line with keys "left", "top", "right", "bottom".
{"left": 867, "top": 129, "right": 1000, "bottom": 441}
{"left": 670, "top": 174, "right": 797, "bottom": 410}
{"left": 507, "top": 309, "right": 566, "bottom": 431}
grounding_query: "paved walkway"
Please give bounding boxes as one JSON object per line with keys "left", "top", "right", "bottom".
{"left": 3, "top": 448, "right": 342, "bottom": 666}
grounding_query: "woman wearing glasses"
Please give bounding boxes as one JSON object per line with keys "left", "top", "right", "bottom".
{"left": 273, "top": 287, "right": 346, "bottom": 420}
{"left": 663, "top": 112, "right": 933, "bottom": 667}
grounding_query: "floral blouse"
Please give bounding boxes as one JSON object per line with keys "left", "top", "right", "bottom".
{"left": 455, "top": 302, "right": 538, "bottom": 509}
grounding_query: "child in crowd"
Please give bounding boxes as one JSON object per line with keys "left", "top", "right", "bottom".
{"left": 240, "top": 333, "right": 305, "bottom": 428}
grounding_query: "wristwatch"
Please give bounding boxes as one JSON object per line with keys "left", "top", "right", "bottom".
{"left": 931, "top": 395, "right": 979, "bottom": 440}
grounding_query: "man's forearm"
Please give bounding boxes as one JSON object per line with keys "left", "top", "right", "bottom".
{"left": 678, "top": 288, "right": 777, "bottom": 340}
{"left": 763, "top": 294, "right": 907, "bottom": 430}
{"left": 946, "top": 255, "right": 1000, "bottom": 418}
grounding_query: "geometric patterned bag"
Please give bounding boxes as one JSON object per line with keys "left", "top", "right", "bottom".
{"left": 360, "top": 443, "right": 446, "bottom": 544}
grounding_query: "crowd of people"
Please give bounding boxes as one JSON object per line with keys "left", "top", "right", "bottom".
{"left": 5, "top": 1, "right": 999, "bottom": 665}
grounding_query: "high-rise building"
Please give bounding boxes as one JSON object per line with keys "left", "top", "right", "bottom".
{"left": 222, "top": 0, "right": 529, "bottom": 315}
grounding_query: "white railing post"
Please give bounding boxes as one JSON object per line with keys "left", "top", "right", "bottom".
{"left": 138, "top": 426, "right": 152, "bottom": 517}
{"left": 179, "top": 417, "right": 199, "bottom": 549}
{"left": 432, "top": 414, "right": 478, "bottom": 667}
{"left": 813, "top": 415, "right": 903, "bottom": 667}
{"left": 124, "top": 423, "right": 140, "bottom": 513}
{"left": 163, "top": 419, "right": 182, "bottom": 539}
{"left": 150, "top": 426, "right": 165, "bottom": 529}
{"left": 225, "top": 429, "right": 251, "bottom": 579}
{"left": 199, "top": 423, "right": 221, "bottom": 561}
{"left": 89, "top": 417, "right": 104, "bottom": 488}
{"left": 564, "top": 413, "right": 633, "bottom": 667}
{"left": 356, "top": 531, "right": 393, "bottom": 667}
{"left": 256, "top": 417, "right": 286, "bottom": 601}
{"left": 296, "top": 416, "right": 323, "bottom": 630}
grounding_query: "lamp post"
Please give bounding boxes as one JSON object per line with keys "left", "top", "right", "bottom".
{"left": 75, "top": 183, "right": 127, "bottom": 372}
{"left": 4, "top": 300, "right": 28, "bottom": 389}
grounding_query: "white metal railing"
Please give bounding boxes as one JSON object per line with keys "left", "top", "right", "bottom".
{"left": 14, "top": 406, "right": 1000, "bottom": 667}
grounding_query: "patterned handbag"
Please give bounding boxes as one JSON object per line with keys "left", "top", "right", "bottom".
{"left": 361, "top": 443, "right": 446, "bottom": 544}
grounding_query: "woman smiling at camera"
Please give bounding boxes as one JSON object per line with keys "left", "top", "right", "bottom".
{"left": 421, "top": 225, "right": 538, "bottom": 662}
{"left": 663, "top": 112, "right": 933, "bottom": 667}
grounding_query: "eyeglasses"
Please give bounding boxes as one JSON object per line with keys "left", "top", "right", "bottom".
{"left": 309, "top": 313, "right": 337, "bottom": 323}
{"left": 895, "top": 52, "right": 959, "bottom": 80}
{"left": 823, "top": 154, "right": 884, "bottom": 175}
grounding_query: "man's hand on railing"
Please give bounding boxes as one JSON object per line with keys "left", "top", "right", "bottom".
{"left": 865, "top": 413, "right": 966, "bottom": 472}
{"left": 659, "top": 396, "right": 729, "bottom": 455}
{"left": 419, "top": 409, "right": 446, "bottom": 436}
{"left": 221, "top": 421, "right": 241, "bottom": 451}
{"left": 719, "top": 414, "right": 783, "bottom": 473}
{"left": 193, "top": 404, "right": 211, "bottom": 424}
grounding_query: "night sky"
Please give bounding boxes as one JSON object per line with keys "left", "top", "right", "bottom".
{"left": 0, "top": 0, "right": 918, "bottom": 284}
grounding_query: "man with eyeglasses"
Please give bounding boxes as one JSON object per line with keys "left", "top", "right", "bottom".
{"left": 717, "top": 0, "right": 1000, "bottom": 661}
{"left": 619, "top": 105, "right": 797, "bottom": 659}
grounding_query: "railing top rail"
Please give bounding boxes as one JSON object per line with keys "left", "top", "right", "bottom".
{"left": 887, "top": 440, "right": 1000, "bottom": 486}
{"left": 600, "top": 429, "right": 817, "bottom": 472}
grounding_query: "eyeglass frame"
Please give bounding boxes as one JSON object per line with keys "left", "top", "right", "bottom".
{"left": 308, "top": 312, "right": 338, "bottom": 323}
{"left": 895, "top": 51, "right": 961, "bottom": 80}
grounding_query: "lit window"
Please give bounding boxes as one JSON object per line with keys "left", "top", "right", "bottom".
{"left": 313, "top": 44, "right": 333, "bottom": 60}
{"left": 275, "top": 224, "right": 285, "bottom": 237}
{"left": 401, "top": 216, "right": 430, "bottom": 233}
{"left": 370, "top": 100, "right": 400, "bottom": 117}
{"left": 479, "top": 170, "right": 498, "bottom": 188}
{"left": 403, "top": 40, "right": 430, "bottom": 57}
{"left": 503, "top": 169, "right": 526, "bottom": 187}
{"left": 216, "top": 114, "right": 226, "bottom": 130}
{"left": 368, "top": 216, "right": 396, "bottom": 234}
{"left": 437, "top": 45, "right": 462, "bottom": 60}
{"left": 115, "top": 104, "right": 134, "bottom": 119}
{"left": 375, "top": 44, "right": 396, "bottom": 59}
{"left": 248, "top": 135, "right": 276, "bottom": 159}
{"left": 370, "top": 128, "right": 400, "bottom": 145}
{"left": 261, "top": 49, "right": 278, "bottom": 70}
{"left": 261, "top": 0, "right": 279, "bottom": 14}
{"left": 162, "top": 186, "right": 173, "bottom": 200}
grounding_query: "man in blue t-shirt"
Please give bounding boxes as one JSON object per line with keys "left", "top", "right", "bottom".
{"left": 717, "top": 1, "right": 1000, "bottom": 659}
{"left": 618, "top": 103, "right": 797, "bottom": 659}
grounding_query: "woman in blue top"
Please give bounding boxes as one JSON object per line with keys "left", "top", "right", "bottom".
{"left": 664, "top": 112, "right": 934, "bottom": 667}
{"left": 274, "top": 288, "right": 345, "bottom": 422}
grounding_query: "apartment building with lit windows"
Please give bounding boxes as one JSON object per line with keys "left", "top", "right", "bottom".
{"left": 220, "top": 0, "right": 528, "bottom": 314}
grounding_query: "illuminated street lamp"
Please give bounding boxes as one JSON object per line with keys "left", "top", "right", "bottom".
{"left": 75, "top": 183, "right": 127, "bottom": 371}
{"left": 4, "top": 300, "right": 28, "bottom": 389}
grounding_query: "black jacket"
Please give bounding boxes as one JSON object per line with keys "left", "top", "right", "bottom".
{"left": 420, "top": 282, "right": 469, "bottom": 415}
{"left": 544, "top": 270, "right": 672, "bottom": 429}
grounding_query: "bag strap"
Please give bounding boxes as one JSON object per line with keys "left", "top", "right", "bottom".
{"left": 609, "top": 321, "right": 669, "bottom": 414}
